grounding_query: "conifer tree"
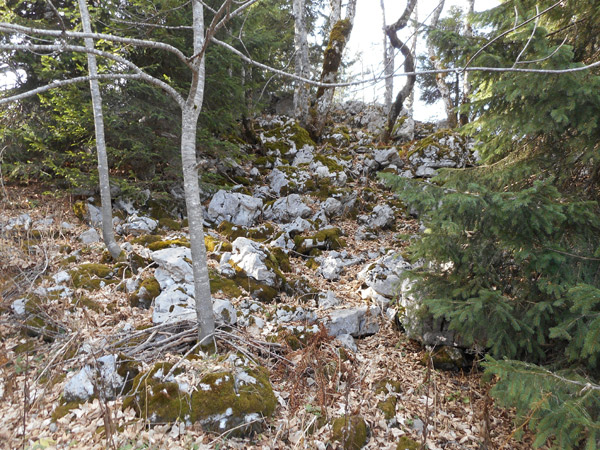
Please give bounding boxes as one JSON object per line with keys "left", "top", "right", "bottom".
{"left": 383, "top": 1, "right": 600, "bottom": 447}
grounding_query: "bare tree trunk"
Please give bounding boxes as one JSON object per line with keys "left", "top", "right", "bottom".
{"left": 77, "top": 0, "right": 121, "bottom": 260}
{"left": 380, "top": 0, "right": 393, "bottom": 115}
{"left": 427, "top": 0, "right": 457, "bottom": 128}
{"left": 293, "top": 0, "right": 309, "bottom": 121}
{"left": 406, "top": 2, "right": 418, "bottom": 120}
{"left": 308, "top": 0, "right": 358, "bottom": 139}
{"left": 381, "top": 0, "right": 418, "bottom": 143}
{"left": 460, "top": 0, "right": 475, "bottom": 126}
{"left": 183, "top": 1, "right": 215, "bottom": 346}
{"left": 330, "top": 0, "right": 342, "bottom": 29}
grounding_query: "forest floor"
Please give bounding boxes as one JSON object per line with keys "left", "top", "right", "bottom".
{"left": 0, "top": 118, "right": 543, "bottom": 450}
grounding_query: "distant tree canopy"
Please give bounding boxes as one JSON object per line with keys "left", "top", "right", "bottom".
{"left": 0, "top": 0, "right": 329, "bottom": 190}
{"left": 384, "top": 1, "right": 600, "bottom": 448}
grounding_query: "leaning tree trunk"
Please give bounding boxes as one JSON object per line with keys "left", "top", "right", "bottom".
{"left": 293, "top": 0, "right": 310, "bottom": 121}
{"left": 381, "top": 0, "right": 418, "bottom": 143}
{"left": 459, "top": 0, "right": 475, "bottom": 126}
{"left": 308, "top": 0, "right": 357, "bottom": 140}
{"left": 182, "top": 1, "right": 215, "bottom": 346}
{"left": 77, "top": 0, "right": 121, "bottom": 260}
{"left": 427, "top": 0, "right": 457, "bottom": 128}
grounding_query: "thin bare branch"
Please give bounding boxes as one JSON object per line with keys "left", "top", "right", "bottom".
{"left": 0, "top": 22, "right": 191, "bottom": 68}
{"left": 0, "top": 42, "right": 184, "bottom": 105}
{"left": 513, "top": 4, "right": 539, "bottom": 67}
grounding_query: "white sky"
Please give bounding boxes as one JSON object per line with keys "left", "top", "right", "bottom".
{"left": 346, "top": 0, "right": 500, "bottom": 121}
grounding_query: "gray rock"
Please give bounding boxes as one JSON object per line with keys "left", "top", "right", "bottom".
{"left": 373, "top": 148, "right": 402, "bottom": 168}
{"left": 117, "top": 214, "right": 158, "bottom": 236}
{"left": 231, "top": 237, "right": 277, "bottom": 286}
{"left": 61, "top": 221, "right": 75, "bottom": 230}
{"left": 324, "top": 306, "right": 381, "bottom": 338}
{"left": 52, "top": 270, "right": 71, "bottom": 284}
{"left": 276, "top": 307, "right": 317, "bottom": 324}
{"left": 11, "top": 298, "right": 26, "bottom": 316}
{"left": 358, "top": 204, "right": 395, "bottom": 230}
{"left": 213, "top": 299, "right": 237, "bottom": 326}
{"left": 33, "top": 218, "right": 54, "bottom": 231}
{"left": 79, "top": 228, "right": 100, "bottom": 244}
{"left": 63, "top": 354, "right": 124, "bottom": 402}
{"left": 318, "top": 291, "right": 341, "bottom": 309}
{"left": 316, "top": 251, "right": 363, "bottom": 281}
{"left": 321, "top": 198, "right": 343, "bottom": 218}
{"left": 280, "top": 216, "right": 313, "bottom": 236}
{"left": 358, "top": 252, "right": 410, "bottom": 300}
{"left": 263, "top": 194, "right": 311, "bottom": 223}
{"left": 151, "top": 247, "right": 194, "bottom": 286}
{"left": 5, "top": 213, "right": 32, "bottom": 231}
{"left": 208, "top": 190, "right": 263, "bottom": 227}
{"left": 267, "top": 168, "right": 290, "bottom": 195}
{"left": 336, "top": 334, "right": 358, "bottom": 352}
{"left": 218, "top": 252, "right": 236, "bottom": 277}
{"left": 152, "top": 285, "right": 196, "bottom": 324}
{"left": 86, "top": 203, "right": 103, "bottom": 227}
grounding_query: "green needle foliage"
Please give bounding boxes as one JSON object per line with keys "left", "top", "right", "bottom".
{"left": 384, "top": 1, "right": 600, "bottom": 447}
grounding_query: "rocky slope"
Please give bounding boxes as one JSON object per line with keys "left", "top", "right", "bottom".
{"left": 0, "top": 107, "right": 536, "bottom": 449}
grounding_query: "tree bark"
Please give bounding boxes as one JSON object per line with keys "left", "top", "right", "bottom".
{"left": 77, "top": 0, "right": 122, "bottom": 260}
{"left": 293, "top": 0, "right": 309, "bottom": 121}
{"left": 381, "top": 0, "right": 418, "bottom": 143}
{"left": 380, "top": 0, "right": 393, "bottom": 115}
{"left": 427, "top": 0, "right": 457, "bottom": 128}
{"left": 308, "top": 0, "right": 358, "bottom": 140}
{"left": 184, "top": 1, "right": 215, "bottom": 346}
{"left": 460, "top": 0, "right": 475, "bottom": 126}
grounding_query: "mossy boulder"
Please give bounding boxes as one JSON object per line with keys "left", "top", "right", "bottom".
{"left": 396, "top": 436, "right": 420, "bottom": 450}
{"left": 331, "top": 415, "right": 369, "bottom": 450}
{"left": 218, "top": 221, "right": 275, "bottom": 243}
{"left": 129, "top": 277, "right": 161, "bottom": 308}
{"left": 209, "top": 269, "right": 243, "bottom": 298}
{"left": 158, "top": 217, "right": 182, "bottom": 231}
{"left": 377, "top": 397, "right": 397, "bottom": 420}
{"left": 69, "top": 263, "right": 116, "bottom": 290}
{"left": 147, "top": 238, "right": 190, "bottom": 251}
{"left": 123, "top": 363, "right": 276, "bottom": 436}
{"left": 294, "top": 228, "right": 346, "bottom": 255}
{"left": 262, "top": 121, "right": 315, "bottom": 159}
{"left": 421, "top": 346, "right": 468, "bottom": 371}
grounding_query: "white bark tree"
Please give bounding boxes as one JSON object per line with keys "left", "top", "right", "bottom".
{"left": 380, "top": 0, "right": 394, "bottom": 115}
{"left": 77, "top": 0, "right": 122, "bottom": 260}
{"left": 460, "top": 0, "right": 475, "bottom": 126}
{"left": 293, "top": 0, "right": 310, "bottom": 120}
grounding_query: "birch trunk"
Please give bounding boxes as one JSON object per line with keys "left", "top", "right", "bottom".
{"left": 77, "top": 0, "right": 121, "bottom": 260}
{"left": 427, "top": 0, "right": 457, "bottom": 128}
{"left": 460, "top": 0, "right": 475, "bottom": 126}
{"left": 380, "top": 0, "right": 393, "bottom": 115}
{"left": 293, "top": 0, "right": 309, "bottom": 121}
{"left": 183, "top": 1, "right": 215, "bottom": 345}
{"left": 381, "top": 0, "right": 418, "bottom": 142}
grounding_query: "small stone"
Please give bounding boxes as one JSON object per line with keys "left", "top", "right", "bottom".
{"left": 79, "top": 228, "right": 100, "bottom": 244}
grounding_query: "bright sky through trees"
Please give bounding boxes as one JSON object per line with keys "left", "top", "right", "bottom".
{"left": 347, "top": 0, "right": 499, "bottom": 121}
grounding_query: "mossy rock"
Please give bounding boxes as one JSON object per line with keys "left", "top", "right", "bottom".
{"left": 51, "top": 400, "right": 82, "bottom": 422}
{"left": 288, "top": 276, "right": 319, "bottom": 301}
{"left": 69, "top": 263, "right": 116, "bottom": 290}
{"left": 294, "top": 228, "right": 346, "bottom": 255}
{"left": 132, "top": 234, "right": 163, "bottom": 246}
{"left": 396, "top": 436, "right": 420, "bottom": 450}
{"left": 277, "top": 326, "right": 316, "bottom": 351}
{"left": 374, "top": 379, "right": 402, "bottom": 395}
{"left": 129, "top": 277, "right": 161, "bottom": 308}
{"left": 116, "top": 354, "right": 140, "bottom": 395}
{"left": 123, "top": 363, "right": 276, "bottom": 436}
{"left": 158, "top": 217, "right": 182, "bottom": 231}
{"left": 268, "top": 247, "right": 291, "bottom": 273}
{"left": 205, "top": 234, "right": 233, "bottom": 253}
{"left": 209, "top": 269, "right": 243, "bottom": 298}
{"left": 331, "top": 415, "right": 369, "bottom": 450}
{"left": 233, "top": 273, "right": 279, "bottom": 302}
{"left": 71, "top": 296, "right": 104, "bottom": 313}
{"left": 314, "top": 154, "right": 344, "bottom": 172}
{"left": 263, "top": 122, "right": 315, "bottom": 159}
{"left": 218, "top": 221, "right": 275, "bottom": 243}
{"left": 421, "top": 346, "right": 468, "bottom": 371}
{"left": 72, "top": 201, "right": 87, "bottom": 222}
{"left": 147, "top": 238, "right": 190, "bottom": 251}
{"left": 377, "top": 397, "right": 397, "bottom": 421}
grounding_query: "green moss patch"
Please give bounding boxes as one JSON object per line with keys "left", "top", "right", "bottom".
{"left": 158, "top": 217, "right": 182, "bottom": 231}
{"left": 147, "top": 238, "right": 190, "bottom": 251}
{"left": 209, "top": 269, "right": 243, "bottom": 298}
{"left": 377, "top": 397, "right": 397, "bottom": 420}
{"left": 294, "top": 228, "right": 346, "bottom": 254}
{"left": 396, "top": 436, "right": 420, "bottom": 450}
{"left": 421, "top": 346, "right": 468, "bottom": 371}
{"left": 331, "top": 415, "right": 369, "bottom": 450}
{"left": 218, "top": 221, "right": 275, "bottom": 243}
{"left": 129, "top": 277, "right": 161, "bottom": 308}
{"left": 123, "top": 363, "right": 276, "bottom": 436}
{"left": 52, "top": 400, "right": 82, "bottom": 422}
{"left": 69, "top": 263, "right": 116, "bottom": 290}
